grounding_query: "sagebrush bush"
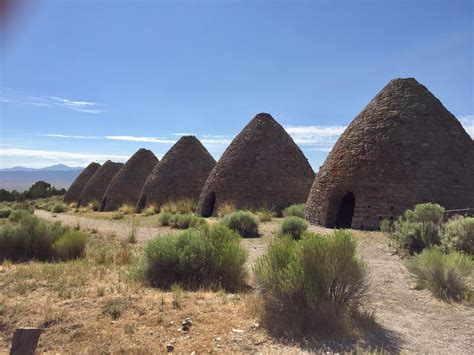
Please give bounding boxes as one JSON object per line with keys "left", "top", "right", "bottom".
{"left": 52, "top": 203, "right": 68, "bottom": 213}
{"left": 142, "top": 204, "right": 159, "bottom": 216}
{"left": 283, "top": 204, "right": 305, "bottom": 218}
{"left": 8, "top": 209, "right": 32, "bottom": 222}
{"left": 406, "top": 248, "right": 473, "bottom": 302}
{"left": 379, "top": 219, "right": 393, "bottom": 233}
{"left": 391, "top": 203, "right": 444, "bottom": 255}
{"left": 170, "top": 214, "right": 206, "bottom": 229}
{"left": 12, "top": 202, "right": 34, "bottom": 213}
{"left": 441, "top": 216, "right": 474, "bottom": 254}
{"left": 88, "top": 200, "right": 100, "bottom": 212}
{"left": 52, "top": 230, "right": 88, "bottom": 260}
{"left": 0, "top": 209, "right": 11, "bottom": 219}
{"left": 111, "top": 211, "right": 124, "bottom": 220}
{"left": 161, "top": 199, "right": 196, "bottom": 214}
{"left": 217, "top": 202, "right": 236, "bottom": 217}
{"left": 222, "top": 211, "right": 259, "bottom": 238}
{"left": 253, "top": 230, "right": 368, "bottom": 335}
{"left": 256, "top": 207, "right": 274, "bottom": 222}
{"left": 143, "top": 224, "right": 248, "bottom": 290}
{"left": 119, "top": 204, "right": 135, "bottom": 215}
{"left": 157, "top": 212, "right": 172, "bottom": 226}
{"left": 278, "top": 216, "right": 308, "bottom": 239}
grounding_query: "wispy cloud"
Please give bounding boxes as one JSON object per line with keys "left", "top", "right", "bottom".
{"left": 284, "top": 125, "right": 346, "bottom": 151}
{"left": 459, "top": 115, "right": 474, "bottom": 138}
{"left": 1, "top": 89, "right": 103, "bottom": 114}
{"left": 105, "top": 136, "right": 177, "bottom": 144}
{"left": 172, "top": 132, "right": 195, "bottom": 136}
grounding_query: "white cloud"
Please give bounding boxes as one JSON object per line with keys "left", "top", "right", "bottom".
{"left": 1, "top": 90, "right": 102, "bottom": 114}
{"left": 0, "top": 148, "right": 128, "bottom": 161}
{"left": 105, "top": 136, "right": 176, "bottom": 144}
{"left": 39, "top": 134, "right": 100, "bottom": 139}
{"left": 284, "top": 125, "right": 346, "bottom": 152}
{"left": 172, "top": 132, "right": 195, "bottom": 136}
{"left": 459, "top": 115, "right": 474, "bottom": 138}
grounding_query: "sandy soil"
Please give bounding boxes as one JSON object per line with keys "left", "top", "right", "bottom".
{"left": 3, "top": 210, "right": 472, "bottom": 353}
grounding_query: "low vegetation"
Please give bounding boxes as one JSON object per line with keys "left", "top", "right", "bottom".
{"left": 282, "top": 204, "right": 305, "bottom": 218}
{"left": 160, "top": 199, "right": 196, "bottom": 214}
{"left": 406, "top": 248, "right": 473, "bottom": 302}
{"left": 254, "top": 230, "right": 368, "bottom": 335}
{"left": 119, "top": 203, "right": 136, "bottom": 215}
{"left": 278, "top": 216, "right": 308, "bottom": 239}
{"left": 441, "top": 216, "right": 474, "bottom": 255}
{"left": 222, "top": 210, "right": 259, "bottom": 238}
{"left": 0, "top": 209, "right": 12, "bottom": 219}
{"left": 389, "top": 203, "right": 444, "bottom": 255}
{"left": 156, "top": 212, "right": 206, "bottom": 229}
{"left": 52, "top": 203, "right": 68, "bottom": 213}
{"left": 0, "top": 213, "right": 87, "bottom": 262}
{"left": 142, "top": 203, "right": 159, "bottom": 216}
{"left": 143, "top": 224, "right": 248, "bottom": 290}
{"left": 256, "top": 207, "right": 275, "bottom": 222}
{"left": 217, "top": 201, "right": 236, "bottom": 217}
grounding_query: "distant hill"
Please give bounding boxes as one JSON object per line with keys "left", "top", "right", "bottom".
{"left": 0, "top": 164, "right": 84, "bottom": 191}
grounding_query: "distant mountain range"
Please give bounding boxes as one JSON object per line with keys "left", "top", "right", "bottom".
{"left": 0, "top": 164, "right": 84, "bottom": 172}
{"left": 0, "top": 164, "right": 84, "bottom": 191}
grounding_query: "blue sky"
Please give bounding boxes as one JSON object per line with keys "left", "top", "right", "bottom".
{"left": 1, "top": 0, "right": 473, "bottom": 169}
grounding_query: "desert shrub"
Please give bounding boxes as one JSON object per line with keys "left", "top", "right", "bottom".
{"left": 111, "top": 211, "right": 124, "bottom": 220}
{"left": 88, "top": 200, "right": 100, "bottom": 212}
{"left": 253, "top": 230, "right": 368, "bottom": 335}
{"left": 217, "top": 201, "right": 236, "bottom": 217}
{"left": 0, "top": 214, "right": 73, "bottom": 262}
{"left": 119, "top": 203, "right": 135, "bottom": 215}
{"left": 143, "top": 204, "right": 159, "bottom": 216}
{"left": 441, "top": 216, "right": 474, "bottom": 254}
{"left": 52, "top": 230, "right": 87, "bottom": 260}
{"left": 406, "top": 248, "right": 473, "bottom": 302}
{"left": 157, "top": 212, "right": 172, "bottom": 226}
{"left": 0, "top": 209, "right": 11, "bottom": 219}
{"left": 256, "top": 207, "right": 275, "bottom": 222}
{"left": 170, "top": 214, "right": 206, "bottom": 229}
{"left": 379, "top": 219, "right": 393, "bottom": 233}
{"left": 391, "top": 203, "right": 444, "bottom": 255}
{"left": 161, "top": 199, "right": 196, "bottom": 214}
{"left": 222, "top": 211, "right": 259, "bottom": 238}
{"left": 283, "top": 204, "right": 305, "bottom": 218}
{"left": 278, "top": 216, "right": 308, "bottom": 239}
{"left": 8, "top": 209, "right": 32, "bottom": 223}
{"left": 52, "top": 203, "right": 68, "bottom": 213}
{"left": 143, "top": 224, "right": 247, "bottom": 290}
{"left": 12, "top": 202, "right": 34, "bottom": 214}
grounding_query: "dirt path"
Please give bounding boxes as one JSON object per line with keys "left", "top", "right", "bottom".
{"left": 35, "top": 210, "right": 474, "bottom": 353}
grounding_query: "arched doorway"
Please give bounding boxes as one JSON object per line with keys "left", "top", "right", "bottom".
{"left": 335, "top": 192, "right": 355, "bottom": 228}
{"left": 201, "top": 192, "right": 216, "bottom": 217}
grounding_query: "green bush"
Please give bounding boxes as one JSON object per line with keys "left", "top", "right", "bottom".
{"left": 52, "top": 203, "right": 68, "bottom": 213}
{"left": 222, "top": 211, "right": 259, "bottom": 238}
{"left": 253, "top": 230, "right": 368, "bottom": 334}
{"left": 88, "top": 200, "right": 100, "bottom": 212}
{"left": 157, "top": 212, "right": 172, "bottom": 226}
{"left": 282, "top": 204, "right": 305, "bottom": 218}
{"left": 278, "top": 216, "right": 308, "bottom": 239}
{"left": 8, "top": 209, "right": 32, "bottom": 223}
{"left": 52, "top": 230, "right": 87, "bottom": 260}
{"left": 0, "top": 209, "right": 11, "bottom": 219}
{"left": 12, "top": 202, "right": 34, "bottom": 214}
{"left": 406, "top": 248, "right": 473, "bottom": 302}
{"left": 441, "top": 217, "right": 474, "bottom": 254}
{"left": 379, "top": 219, "right": 393, "bottom": 233}
{"left": 391, "top": 203, "right": 444, "bottom": 255}
{"left": 0, "top": 214, "right": 86, "bottom": 262}
{"left": 256, "top": 207, "right": 275, "bottom": 222}
{"left": 143, "top": 224, "right": 248, "bottom": 290}
{"left": 170, "top": 214, "right": 206, "bottom": 229}
{"left": 111, "top": 211, "right": 124, "bottom": 220}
